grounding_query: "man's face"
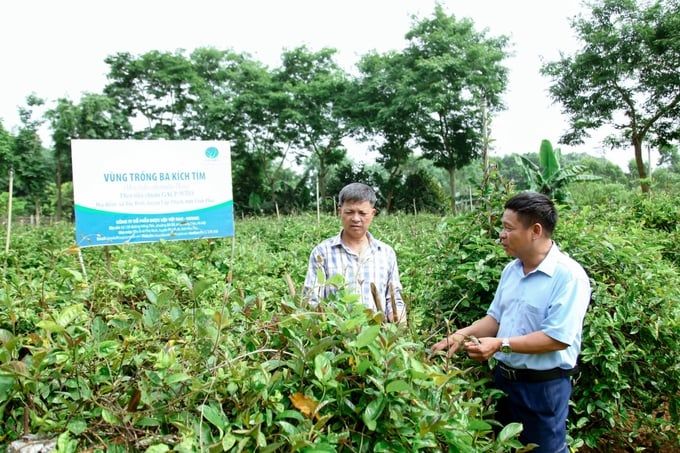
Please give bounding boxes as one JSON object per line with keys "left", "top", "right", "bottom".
{"left": 339, "top": 200, "right": 375, "bottom": 242}
{"left": 499, "top": 209, "right": 534, "bottom": 258}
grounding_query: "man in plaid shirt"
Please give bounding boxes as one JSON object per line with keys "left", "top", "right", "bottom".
{"left": 303, "top": 183, "right": 406, "bottom": 323}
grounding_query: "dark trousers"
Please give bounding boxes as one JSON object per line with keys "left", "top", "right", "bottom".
{"left": 493, "top": 367, "right": 571, "bottom": 453}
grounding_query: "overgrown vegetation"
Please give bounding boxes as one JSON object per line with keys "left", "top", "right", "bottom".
{"left": 1, "top": 183, "right": 678, "bottom": 451}
{"left": 0, "top": 215, "right": 520, "bottom": 452}
{"left": 428, "top": 184, "right": 680, "bottom": 450}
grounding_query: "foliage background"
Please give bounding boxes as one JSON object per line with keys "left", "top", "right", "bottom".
{"left": 1, "top": 182, "right": 678, "bottom": 451}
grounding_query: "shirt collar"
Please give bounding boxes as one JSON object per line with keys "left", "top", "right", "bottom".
{"left": 332, "top": 230, "right": 380, "bottom": 252}
{"left": 513, "top": 241, "right": 559, "bottom": 278}
{"left": 534, "top": 241, "right": 559, "bottom": 277}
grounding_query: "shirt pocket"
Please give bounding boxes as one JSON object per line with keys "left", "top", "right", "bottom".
{"left": 518, "top": 302, "right": 545, "bottom": 335}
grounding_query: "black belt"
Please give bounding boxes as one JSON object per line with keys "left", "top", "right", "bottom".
{"left": 496, "top": 362, "right": 579, "bottom": 382}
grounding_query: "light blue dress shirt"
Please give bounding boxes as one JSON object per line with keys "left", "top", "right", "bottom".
{"left": 303, "top": 231, "right": 404, "bottom": 318}
{"left": 488, "top": 242, "right": 591, "bottom": 370}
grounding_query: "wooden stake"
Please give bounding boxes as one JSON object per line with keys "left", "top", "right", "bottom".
{"left": 316, "top": 174, "right": 320, "bottom": 227}
{"left": 5, "top": 168, "right": 13, "bottom": 254}
{"left": 77, "top": 247, "right": 88, "bottom": 284}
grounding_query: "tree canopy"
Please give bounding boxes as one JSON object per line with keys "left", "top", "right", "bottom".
{"left": 541, "top": 0, "right": 680, "bottom": 192}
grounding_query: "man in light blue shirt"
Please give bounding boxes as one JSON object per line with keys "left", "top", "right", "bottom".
{"left": 432, "top": 192, "right": 591, "bottom": 453}
{"left": 303, "top": 183, "right": 406, "bottom": 323}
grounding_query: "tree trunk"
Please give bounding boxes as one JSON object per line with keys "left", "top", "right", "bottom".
{"left": 481, "top": 97, "right": 490, "bottom": 180}
{"left": 34, "top": 198, "right": 41, "bottom": 225}
{"left": 448, "top": 167, "right": 457, "bottom": 214}
{"left": 318, "top": 159, "right": 327, "bottom": 202}
{"left": 633, "top": 136, "right": 649, "bottom": 193}
{"left": 385, "top": 189, "right": 394, "bottom": 214}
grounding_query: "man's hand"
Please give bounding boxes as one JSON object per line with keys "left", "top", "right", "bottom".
{"left": 431, "top": 333, "right": 464, "bottom": 358}
{"left": 464, "top": 337, "right": 502, "bottom": 362}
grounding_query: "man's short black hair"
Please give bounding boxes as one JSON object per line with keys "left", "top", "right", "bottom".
{"left": 338, "top": 183, "right": 377, "bottom": 207}
{"left": 505, "top": 192, "right": 558, "bottom": 236}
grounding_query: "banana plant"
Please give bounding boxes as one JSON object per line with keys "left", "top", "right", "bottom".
{"left": 515, "top": 139, "right": 599, "bottom": 203}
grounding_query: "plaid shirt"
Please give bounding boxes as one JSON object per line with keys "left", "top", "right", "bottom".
{"left": 303, "top": 231, "right": 404, "bottom": 317}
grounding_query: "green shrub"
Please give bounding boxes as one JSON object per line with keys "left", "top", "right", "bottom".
{"left": 427, "top": 194, "right": 679, "bottom": 449}
{"left": 556, "top": 210, "right": 680, "bottom": 449}
{"left": 631, "top": 191, "right": 680, "bottom": 232}
{"left": 0, "top": 219, "right": 522, "bottom": 452}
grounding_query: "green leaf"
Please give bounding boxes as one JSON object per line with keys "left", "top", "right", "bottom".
{"left": 101, "top": 408, "right": 120, "bottom": 425}
{"left": 91, "top": 317, "right": 107, "bottom": 339}
{"left": 467, "top": 418, "right": 492, "bottom": 431}
{"left": 276, "top": 420, "right": 298, "bottom": 436}
{"left": 222, "top": 433, "right": 237, "bottom": 450}
{"left": 192, "top": 279, "right": 212, "bottom": 299}
{"left": 315, "top": 268, "right": 326, "bottom": 284}
{"left": 55, "top": 303, "right": 86, "bottom": 327}
{"left": 327, "top": 273, "right": 344, "bottom": 287}
{"left": 0, "top": 375, "right": 16, "bottom": 400}
{"left": 314, "top": 353, "right": 333, "bottom": 381}
{"left": 539, "top": 139, "right": 560, "bottom": 179}
{"left": 386, "top": 379, "right": 410, "bottom": 394}
{"left": 498, "top": 422, "right": 523, "bottom": 442}
{"left": 0, "top": 328, "right": 14, "bottom": 344}
{"left": 355, "top": 325, "right": 381, "bottom": 348}
{"left": 56, "top": 431, "right": 78, "bottom": 453}
{"left": 305, "top": 337, "right": 336, "bottom": 360}
{"left": 36, "top": 320, "right": 64, "bottom": 333}
{"left": 357, "top": 359, "right": 372, "bottom": 374}
{"left": 199, "top": 404, "right": 227, "bottom": 433}
{"left": 67, "top": 418, "right": 87, "bottom": 435}
{"left": 275, "top": 410, "right": 305, "bottom": 422}
{"left": 144, "top": 288, "right": 158, "bottom": 304}
{"left": 135, "top": 417, "right": 162, "bottom": 427}
{"left": 144, "top": 445, "right": 170, "bottom": 453}
{"left": 362, "top": 397, "right": 385, "bottom": 431}
{"left": 302, "top": 445, "right": 336, "bottom": 453}
{"left": 166, "top": 372, "right": 191, "bottom": 384}
{"left": 60, "top": 268, "right": 83, "bottom": 283}
{"left": 96, "top": 340, "right": 119, "bottom": 358}
{"left": 178, "top": 273, "right": 193, "bottom": 291}
{"left": 142, "top": 307, "right": 160, "bottom": 329}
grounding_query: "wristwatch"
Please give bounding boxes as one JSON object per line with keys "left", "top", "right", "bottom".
{"left": 500, "top": 338, "right": 512, "bottom": 354}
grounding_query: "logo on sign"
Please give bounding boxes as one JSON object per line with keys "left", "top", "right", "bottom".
{"left": 205, "top": 147, "right": 219, "bottom": 159}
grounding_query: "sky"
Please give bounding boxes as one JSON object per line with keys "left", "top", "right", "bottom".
{"left": 1, "top": 0, "right": 644, "bottom": 170}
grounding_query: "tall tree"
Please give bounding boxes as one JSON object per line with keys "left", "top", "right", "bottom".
{"left": 541, "top": 0, "right": 680, "bottom": 193}
{"left": 274, "top": 46, "right": 351, "bottom": 200}
{"left": 658, "top": 144, "right": 680, "bottom": 173}
{"left": 189, "top": 48, "right": 297, "bottom": 211}
{"left": 104, "top": 51, "right": 200, "bottom": 138}
{"left": 352, "top": 51, "right": 418, "bottom": 212}
{"left": 403, "top": 5, "right": 509, "bottom": 212}
{"left": 46, "top": 94, "right": 131, "bottom": 220}
{"left": 13, "top": 95, "right": 51, "bottom": 221}
{"left": 0, "top": 121, "right": 14, "bottom": 189}
{"left": 45, "top": 98, "right": 77, "bottom": 221}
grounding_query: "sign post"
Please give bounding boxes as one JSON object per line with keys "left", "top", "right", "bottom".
{"left": 71, "top": 140, "right": 233, "bottom": 247}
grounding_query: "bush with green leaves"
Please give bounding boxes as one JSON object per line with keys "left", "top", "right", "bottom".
{"left": 0, "top": 220, "right": 522, "bottom": 452}
{"left": 2, "top": 185, "right": 678, "bottom": 451}
{"left": 555, "top": 206, "right": 679, "bottom": 449}
{"left": 426, "top": 189, "right": 680, "bottom": 450}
